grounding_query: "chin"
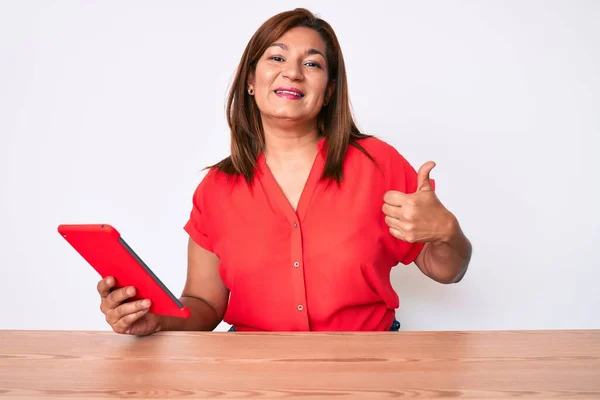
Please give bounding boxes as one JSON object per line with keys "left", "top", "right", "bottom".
{"left": 268, "top": 110, "right": 309, "bottom": 121}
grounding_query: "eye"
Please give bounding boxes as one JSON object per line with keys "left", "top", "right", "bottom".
{"left": 305, "top": 61, "right": 322, "bottom": 69}
{"left": 269, "top": 56, "right": 284, "bottom": 62}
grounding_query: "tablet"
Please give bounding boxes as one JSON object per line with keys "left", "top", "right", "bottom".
{"left": 58, "top": 224, "right": 190, "bottom": 318}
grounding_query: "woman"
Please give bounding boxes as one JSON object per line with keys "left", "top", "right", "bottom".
{"left": 97, "top": 8, "right": 472, "bottom": 335}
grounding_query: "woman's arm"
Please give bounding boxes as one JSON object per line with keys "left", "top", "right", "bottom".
{"left": 383, "top": 161, "right": 472, "bottom": 284}
{"left": 414, "top": 215, "right": 472, "bottom": 284}
{"left": 158, "top": 238, "right": 229, "bottom": 331}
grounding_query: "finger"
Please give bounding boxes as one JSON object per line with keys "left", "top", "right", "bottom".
{"left": 389, "top": 226, "right": 419, "bottom": 243}
{"left": 97, "top": 276, "right": 115, "bottom": 298}
{"left": 105, "top": 286, "right": 137, "bottom": 310}
{"left": 113, "top": 309, "right": 150, "bottom": 334}
{"left": 385, "top": 215, "right": 412, "bottom": 233}
{"left": 108, "top": 299, "right": 151, "bottom": 325}
{"left": 386, "top": 216, "right": 418, "bottom": 242}
{"left": 384, "top": 215, "right": 402, "bottom": 231}
{"left": 389, "top": 227, "right": 405, "bottom": 241}
{"left": 417, "top": 161, "right": 436, "bottom": 192}
{"left": 382, "top": 203, "right": 403, "bottom": 219}
{"left": 383, "top": 190, "right": 408, "bottom": 207}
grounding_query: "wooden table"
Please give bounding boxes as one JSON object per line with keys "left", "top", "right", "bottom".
{"left": 1, "top": 330, "right": 599, "bottom": 399}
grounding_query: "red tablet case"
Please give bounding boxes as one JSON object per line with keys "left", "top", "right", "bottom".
{"left": 58, "top": 224, "right": 190, "bottom": 318}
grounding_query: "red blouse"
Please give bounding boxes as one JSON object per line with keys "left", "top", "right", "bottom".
{"left": 184, "top": 137, "right": 429, "bottom": 331}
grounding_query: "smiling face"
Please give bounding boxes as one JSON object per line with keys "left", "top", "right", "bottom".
{"left": 248, "top": 27, "right": 334, "bottom": 125}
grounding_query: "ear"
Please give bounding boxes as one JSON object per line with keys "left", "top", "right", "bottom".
{"left": 246, "top": 70, "right": 255, "bottom": 91}
{"left": 324, "top": 80, "right": 336, "bottom": 105}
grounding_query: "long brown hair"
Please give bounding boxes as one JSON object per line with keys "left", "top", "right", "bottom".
{"left": 211, "top": 8, "right": 375, "bottom": 185}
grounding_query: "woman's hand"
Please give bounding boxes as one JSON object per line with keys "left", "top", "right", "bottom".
{"left": 97, "top": 276, "right": 162, "bottom": 336}
{"left": 382, "top": 161, "right": 457, "bottom": 244}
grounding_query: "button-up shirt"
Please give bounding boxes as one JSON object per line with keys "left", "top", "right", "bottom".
{"left": 184, "top": 137, "right": 428, "bottom": 331}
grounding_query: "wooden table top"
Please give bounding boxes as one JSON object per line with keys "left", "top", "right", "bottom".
{"left": 1, "top": 330, "right": 599, "bottom": 399}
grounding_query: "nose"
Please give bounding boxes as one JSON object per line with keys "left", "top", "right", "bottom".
{"left": 282, "top": 60, "right": 304, "bottom": 82}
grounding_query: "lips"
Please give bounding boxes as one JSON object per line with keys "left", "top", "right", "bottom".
{"left": 274, "top": 87, "right": 305, "bottom": 99}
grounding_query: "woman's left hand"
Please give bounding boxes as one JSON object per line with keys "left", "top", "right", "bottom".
{"left": 382, "top": 161, "right": 457, "bottom": 244}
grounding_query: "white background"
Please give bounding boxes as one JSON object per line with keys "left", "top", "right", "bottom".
{"left": 1, "top": 0, "right": 598, "bottom": 332}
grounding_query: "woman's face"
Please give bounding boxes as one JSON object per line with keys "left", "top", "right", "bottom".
{"left": 248, "top": 27, "right": 334, "bottom": 125}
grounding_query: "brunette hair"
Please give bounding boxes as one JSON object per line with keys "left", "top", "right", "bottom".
{"left": 211, "top": 8, "right": 374, "bottom": 184}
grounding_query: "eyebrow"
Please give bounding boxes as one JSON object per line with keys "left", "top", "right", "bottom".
{"left": 269, "top": 42, "right": 325, "bottom": 59}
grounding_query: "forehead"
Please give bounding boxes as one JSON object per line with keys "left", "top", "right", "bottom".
{"left": 272, "top": 27, "right": 327, "bottom": 53}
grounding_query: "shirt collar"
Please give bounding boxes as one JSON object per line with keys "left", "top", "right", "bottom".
{"left": 257, "top": 136, "right": 327, "bottom": 167}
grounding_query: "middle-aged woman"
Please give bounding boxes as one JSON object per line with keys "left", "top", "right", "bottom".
{"left": 97, "top": 8, "right": 472, "bottom": 335}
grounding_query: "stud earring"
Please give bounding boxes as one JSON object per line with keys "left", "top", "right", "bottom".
{"left": 248, "top": 87, "right": 254, "bottom": 95}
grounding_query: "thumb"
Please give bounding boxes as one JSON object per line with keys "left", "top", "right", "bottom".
{"left": 416, "top": 161, "right": 436, "bottom": 192}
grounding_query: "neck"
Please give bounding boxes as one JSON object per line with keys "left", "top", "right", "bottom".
{"left": 261, "top": 119, "right": 320, "bottom": 167}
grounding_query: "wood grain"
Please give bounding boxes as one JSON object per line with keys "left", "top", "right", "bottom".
{"left": 0, "top": 330, "right": 599, "bottom": 399}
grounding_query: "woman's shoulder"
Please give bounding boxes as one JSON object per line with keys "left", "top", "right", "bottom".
{"left": 190, "top": 166, "right": 237, "bottom": 203}
{"left": 353, "top": 136, "right": 411, "bottom": 166}
{"left": 352, "top": 136, "right": 420, "bottom": 191}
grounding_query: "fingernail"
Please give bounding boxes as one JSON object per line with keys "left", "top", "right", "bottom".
{"left": 106, "top": 277, "right": 113, "bottom": 286}
{"left": 128, "top": 287, "right": 135, "bottom": 296}
{"left": 142, "top": 300, "right": 151, "bottom": 307}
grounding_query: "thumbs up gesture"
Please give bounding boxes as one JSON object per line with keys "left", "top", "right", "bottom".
{"left": 383, "top": 161, "right": 455, "bottom": 244}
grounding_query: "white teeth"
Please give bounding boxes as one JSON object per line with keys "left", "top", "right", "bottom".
{"left": 275, "top": 90, "right": 303, "bottom": 97}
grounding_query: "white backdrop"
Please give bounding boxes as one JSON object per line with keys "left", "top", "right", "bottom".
{"left": 1, "top": 0, "right": 599, "bottom": 332}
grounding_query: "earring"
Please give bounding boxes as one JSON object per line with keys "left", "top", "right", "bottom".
{"left": 248, "top": 87, "right": 254, "bottom": 95}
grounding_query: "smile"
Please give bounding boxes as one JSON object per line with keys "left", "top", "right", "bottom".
{"left": 274, "top": 87, "right": 305, "bottom": 99}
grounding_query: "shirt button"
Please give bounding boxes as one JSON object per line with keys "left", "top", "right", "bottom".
{"left": 293, "top": 222, "right": 298, "bottom": 228}
{"left": 293, "top": 261, "right": 300, "bottom": 268}
{"left": 297, "top": 305, "right": 304, "bottom": 311}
